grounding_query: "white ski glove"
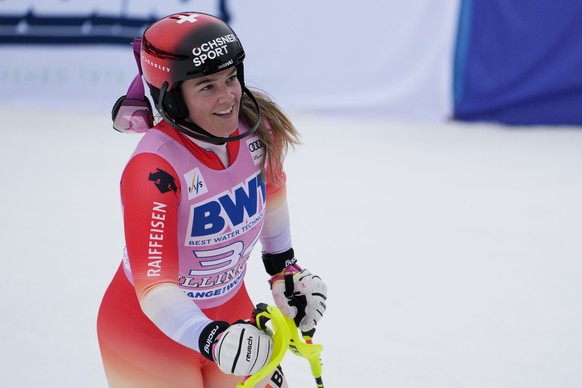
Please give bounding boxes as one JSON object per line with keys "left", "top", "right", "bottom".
{"left": 263, "top": 249, "right": 328, "bottom": 333}
{"left": 199, "top": 321, "right": 273, "bottom": 376}
{"left": 269, "top": 265, "right": 328, "bottom": 333}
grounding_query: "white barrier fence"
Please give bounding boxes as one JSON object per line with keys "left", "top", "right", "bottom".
{"left": 1, "top": 0, "right": 459, "bottom": 119}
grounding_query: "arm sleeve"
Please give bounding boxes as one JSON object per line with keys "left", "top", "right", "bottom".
{"left": 121, "top": 153, "right": 212, "bottom": 352}
{"left": 260, "top": 171, "right": 293, "bottom": 255}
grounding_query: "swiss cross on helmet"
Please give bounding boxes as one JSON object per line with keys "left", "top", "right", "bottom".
{"left": 141, "top": 12, "right": 245, "bottom": 95}
{"left": 138, "top": 12, "right": 261, "bottom": 144}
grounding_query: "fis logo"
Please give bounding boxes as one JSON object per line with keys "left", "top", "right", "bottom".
{"left": 184, "top": 168, "right": 208, "bottom": 200}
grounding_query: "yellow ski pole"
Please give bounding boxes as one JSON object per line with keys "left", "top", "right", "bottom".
{"left": 285, "top": 320, "right": 324, "bottom": 388}
{"left": 237, "top": 304, "right": 324, "bottom": 388}
{"left": 237, "top": 305, "right": 290, "bottom": 388}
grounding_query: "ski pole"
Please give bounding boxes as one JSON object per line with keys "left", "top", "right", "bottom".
{"left": 237, "top": 304, "right": 324, "bottom": 388}
{"left": 285, "top": 321, "right": 324, "bottom": 388}
{"left": 237, "top": 304, "right": 290, "bottom": 388}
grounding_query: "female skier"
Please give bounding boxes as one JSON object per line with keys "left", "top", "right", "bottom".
{"left": 97, "top": 12, "right": 327, "bottom": 388}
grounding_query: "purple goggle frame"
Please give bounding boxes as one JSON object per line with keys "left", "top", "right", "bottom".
{"left": 112, "top": 38, "right": 154, "bottom": 134}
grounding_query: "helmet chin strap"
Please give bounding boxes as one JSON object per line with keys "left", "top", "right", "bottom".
{"left": 157, "top": 82, "right": 262, "bottom": 145}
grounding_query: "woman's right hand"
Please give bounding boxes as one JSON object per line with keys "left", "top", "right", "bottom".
{"left": 200, "top": 321, "right": 274, "bottom": 376}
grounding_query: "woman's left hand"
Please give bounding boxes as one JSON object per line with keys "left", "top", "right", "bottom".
{"left": 270, "top": 266, "right": 328, "bottom": 333}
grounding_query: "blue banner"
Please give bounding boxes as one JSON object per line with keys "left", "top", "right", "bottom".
{"left": 0, "top": 0, "right": 229, "bottom": 45}
{"left": 454, "top": 0, "right": 582, "bottom": 125}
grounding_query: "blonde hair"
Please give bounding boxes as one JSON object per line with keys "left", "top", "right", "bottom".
{"left": 240, "top": 88, "right": 301, "bottom": 186}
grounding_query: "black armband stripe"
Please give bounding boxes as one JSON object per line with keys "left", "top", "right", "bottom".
{"left": 262, "top": 248, "right": 296, "bottom": 276}
{"left": 198, "top": 321, "right": 229, "bottom": 361}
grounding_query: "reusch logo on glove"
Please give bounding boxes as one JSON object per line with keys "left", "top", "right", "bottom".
{"left": 246, "top": 335, "right": 254, "bottom": 362}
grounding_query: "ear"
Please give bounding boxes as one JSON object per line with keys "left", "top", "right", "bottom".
{"left": 162, "top": 87, "right": 190, "bottom": 121}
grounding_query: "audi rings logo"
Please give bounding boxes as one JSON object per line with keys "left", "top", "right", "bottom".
{"left": 246, "top": 138, "right": 265, "bottom": 166}
{"left": 248, "top": 140, "right": 264, "bottom": 152}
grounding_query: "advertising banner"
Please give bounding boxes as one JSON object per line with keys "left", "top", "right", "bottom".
{"left": 1, "top": 1, "right": 459, "bottom": 119}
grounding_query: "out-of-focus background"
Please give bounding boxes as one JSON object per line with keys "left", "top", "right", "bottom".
{"left": 1, "top": 1, "right": 582, "bottom": 387}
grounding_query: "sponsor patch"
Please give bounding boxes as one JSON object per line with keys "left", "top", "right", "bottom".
{"left": 246, "top": 138, "right": 264, "bottom": 166}
{"left": 148, "top": 168, "right": 177, "bottom": 194}
{"left": 184, "top": 167, "right": 208, "bottom": 199}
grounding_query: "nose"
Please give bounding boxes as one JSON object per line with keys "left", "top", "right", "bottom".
{"left": 217, "top": 82, "right": 236, "bottom": 104}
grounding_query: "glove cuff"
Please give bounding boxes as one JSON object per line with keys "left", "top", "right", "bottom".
{"left": 198, "top": 321, "right": 229, "bottom": 361}
{"left": 269, "top": 264, "right": 302, "bottom": 287}
{"left": 262, "top": 248, "right": 297, "bottom": 276}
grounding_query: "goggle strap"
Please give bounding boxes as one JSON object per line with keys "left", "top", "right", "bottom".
{"left": 126, "top": 37, "right": 145, "bottom": 100}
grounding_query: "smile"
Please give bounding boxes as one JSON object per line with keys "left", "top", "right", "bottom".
{"left": 214, "top": 106, "right": 234, "bottom": 116}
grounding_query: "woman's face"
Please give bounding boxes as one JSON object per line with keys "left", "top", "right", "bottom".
{"left": 181, "top": 67, "right": 242, "bottom": 138}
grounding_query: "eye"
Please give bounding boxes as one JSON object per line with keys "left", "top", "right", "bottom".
{"left": 227, "top": 74, "right": 238, "bottom": 83}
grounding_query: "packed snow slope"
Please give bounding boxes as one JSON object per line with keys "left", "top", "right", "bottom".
{"left": 1, "top": 107, "right": 581, "bottom": 387}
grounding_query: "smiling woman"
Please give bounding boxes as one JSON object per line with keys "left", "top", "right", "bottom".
{"left": 181, "top": 67, "right": 242, "bottom": 139}
{"left": 97, "top": 11, "right": 328, "bottom": 388}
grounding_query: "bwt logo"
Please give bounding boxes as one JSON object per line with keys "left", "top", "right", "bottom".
{"left": 190, "top": 173, "right": 266, "bottom": 237}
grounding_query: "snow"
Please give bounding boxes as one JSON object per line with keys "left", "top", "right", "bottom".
{"left": 1, "top": 107, "right": 582, "bottom": 387}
